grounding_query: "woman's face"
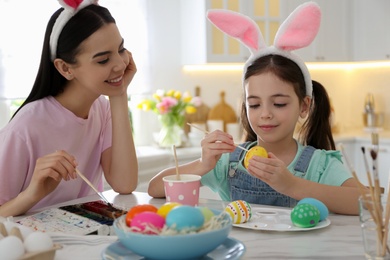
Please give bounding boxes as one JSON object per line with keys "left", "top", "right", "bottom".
{"left": 244, "top": 71, "right": 310, "bottom": 145}
{"left": 67, "top": 23, "right": 129, "bottom": 98}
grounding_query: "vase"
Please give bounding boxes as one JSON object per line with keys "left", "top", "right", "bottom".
{"left": 157, "top": 115, "right": 183, "bottom": 148}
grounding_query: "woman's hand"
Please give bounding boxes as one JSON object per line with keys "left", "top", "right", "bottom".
{"left": 122, "top": 50, "right": 137, "bottom": 89}
{"left": 199, "top": 130, "right": 236, "bottom": 172}
{"left": 26, "top": 150, "right": 78, "bottom": 202}
{"left": 246, "top": 152, "right": 296, "bottom": 194}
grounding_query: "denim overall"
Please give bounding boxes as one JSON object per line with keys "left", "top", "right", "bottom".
{"left": 228, "top": 142, "right": 316, "bottom": 207}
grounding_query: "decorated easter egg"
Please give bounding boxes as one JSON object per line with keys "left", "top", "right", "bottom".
{"left": 290, "top": 203, "right": 320, "bottom": 228}
{"left": 298, "top": 198, "right": 329, "bottom": 221}
{"left": 157, "top": 202, "right": 182, "bottom": 218}
{"left": 225, "top": 200, "right": 252, "bottom": 224}
{"left": 126, "top": 204, "right": 158, "bottom": 226}
{"left": 244, "top": 146, "right": 268, "bottom": 168}
{"left": 197, "top": 207, "right": 215, "bottom": 223}
{"left": 166, "top": 206, "right": 204, "bottom": 231}
{"left": 130, "top": 211, "right": 165, "bottom": 234}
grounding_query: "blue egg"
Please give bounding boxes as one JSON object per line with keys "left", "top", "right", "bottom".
{"left": 166, "top": 206, "right": 205, "bottom": 231}
{"left": 298, "top": 198, "right": 329, "bottom": 221}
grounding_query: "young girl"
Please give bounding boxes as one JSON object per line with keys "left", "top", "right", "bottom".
{"left": 148, "top": 2, "right": 361, "bottom": 215}
{"left": 0, "top": 0, "right": 138, "bottom": 217}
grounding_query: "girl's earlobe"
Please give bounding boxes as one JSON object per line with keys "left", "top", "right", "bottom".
{"left": 53, "top": 59, "right": 73, "bottom": 80}
{"left": 300, "top": 97, "right": 311, "bottom": 118}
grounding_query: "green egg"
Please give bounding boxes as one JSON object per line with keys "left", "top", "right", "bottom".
{"left": 197, "top": 207, "right": 215, "bottom": 223}
{"left": 290, "top": 203, "right": 320, "bottom": 228}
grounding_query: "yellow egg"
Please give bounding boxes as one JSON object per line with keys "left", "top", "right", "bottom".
{"left": 157, "top": 202, "right": 182, "bottom": 218}
{"left": 244, "top": 146, "right": 268, "bottom": 168}
{"left": 225, "top": 200, "right": 252, "bottom": 224}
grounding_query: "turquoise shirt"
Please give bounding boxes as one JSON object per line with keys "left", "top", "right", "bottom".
{"left": 201, "top": 141, "right": 352, "bottom": 201}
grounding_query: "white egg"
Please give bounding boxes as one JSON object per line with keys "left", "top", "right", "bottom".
{"left": 24, "top": 232, "right": 53, "bottom": 252}
{"left": 0, "top": 236, "right": 25, "bottom": 259}
{"left": 3, "top": 222, "right": 33, "bottom": 240}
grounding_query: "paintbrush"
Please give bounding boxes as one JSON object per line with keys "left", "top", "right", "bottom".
{"left": 339, "top": 144, "right": 384, "bottom": 254}
{"left": 172, "top": 145, "right": 181, "bottom": 180}
{"left": 75, "top": 169, "right": 115, "bottom": 209}
{"left": 187, "top": 123, "right": 249, "bottom": 152}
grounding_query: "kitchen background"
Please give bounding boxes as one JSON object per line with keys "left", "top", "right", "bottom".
{"left": 1, "top": 0, "right": 390, "bottom": 192}
{"left": 1, "top": 0, "right": 390, "bottom": 140}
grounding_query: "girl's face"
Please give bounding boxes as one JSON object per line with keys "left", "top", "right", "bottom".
{"left": 245, "top": 71, "right": 310, "bottom": 145}
{"left": 67, "top": 23, "right": 129, "bottom": 98}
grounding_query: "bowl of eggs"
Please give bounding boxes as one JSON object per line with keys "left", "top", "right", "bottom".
{"left": 113, "top": 203, "right": 232, "bottom": 260}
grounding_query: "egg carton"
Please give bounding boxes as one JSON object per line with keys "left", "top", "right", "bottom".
{"left": 0, "top": 222, "right": 61, "bottom": 260}
{"left": 18, "top": 244, "right": 62, "bottom": 260}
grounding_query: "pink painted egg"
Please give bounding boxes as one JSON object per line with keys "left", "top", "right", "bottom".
{"left": 130, "top": 211, "right": 165, "bottom": 234}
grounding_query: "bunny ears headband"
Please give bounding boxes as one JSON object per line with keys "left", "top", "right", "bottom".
{"left": 50, "top": 0, "right": 98, "bottom": 61}
{"left": 207, "top": 1, "right": 321, "bottom": 97}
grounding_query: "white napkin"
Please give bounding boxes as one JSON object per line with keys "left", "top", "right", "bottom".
{"left": 50, "top": 233, "right": 118, "bottom": 260}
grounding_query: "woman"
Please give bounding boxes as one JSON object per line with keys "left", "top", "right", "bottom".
{"left": 0, "top": 0, "right": 138, "bottom": 217}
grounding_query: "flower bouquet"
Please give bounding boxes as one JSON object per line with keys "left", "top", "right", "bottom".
{"left": 137, "top": 89, "right": 201, "bottom": 148}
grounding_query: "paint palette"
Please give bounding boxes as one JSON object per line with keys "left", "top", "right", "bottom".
{"left": 17, "top": 201, "right": 127, "bottom": 235}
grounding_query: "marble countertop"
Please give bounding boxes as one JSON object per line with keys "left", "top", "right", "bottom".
{"left": 22, "top": 190, "right": 366, "bottom": 260}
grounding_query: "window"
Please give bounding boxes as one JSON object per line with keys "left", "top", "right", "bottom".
{"left": 0, "top": 0, "right": 150, "bottom": 128}
{"left": 0, "top": 0, "right": 150, "bottom": 99}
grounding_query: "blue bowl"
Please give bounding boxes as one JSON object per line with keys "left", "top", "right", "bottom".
{"left": 113, "top": 210, "right": 232, "bottom": 260}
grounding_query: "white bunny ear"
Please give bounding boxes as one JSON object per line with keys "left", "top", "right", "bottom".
{"left": 274, "top": 2, "right": 321, "bottom": 51}
{"left": 206, "top": 9, "right": 266, "bottom": 54}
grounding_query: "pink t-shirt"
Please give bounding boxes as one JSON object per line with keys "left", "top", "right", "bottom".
{"left": 0, "top": 96, "right": 112, "bottom": 211}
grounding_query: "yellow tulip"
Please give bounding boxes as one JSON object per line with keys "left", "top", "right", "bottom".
{"left": 166, "top": 90, "right": 175, "bottom": 97}
{"left": 136, "top": 102, "right": 143, "bottom": 109}
{"left": 173, "top": 91, "right": 182, "bottom": 100}
{"left": 153, "top": 93, "right": 161, "bottom": 101}
{"left": 185, "top": 106, "right": 197, "bottom": 114}
{"left": 183, "top": 92, "right": 192, "bottom": 103}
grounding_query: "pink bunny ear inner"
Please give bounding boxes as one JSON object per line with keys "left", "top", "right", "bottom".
{"left": 274, "top": 2, "right": 321, "bottom": 51}
{"left": 62, "top": 0, "right": 84, "bottom": 9}
{"left": 207, "top": 9, "right": 266, "bottom": 52}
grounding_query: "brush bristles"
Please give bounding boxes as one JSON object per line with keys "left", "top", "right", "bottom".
{"left": 371, "top": 149, "right": 378, "bottom": 160}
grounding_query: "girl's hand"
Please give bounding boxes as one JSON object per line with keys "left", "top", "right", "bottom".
{"left": 246, "top": 152, "right": 295, "bottom": 194}
{"left": 26, "top": 150, "right": 78, "bottom": 201}
{"left": 122, "top": 50, "right": 137, "bottom": 89}
{"left": 199, "top": 130, "right": 236, "bottom": 171}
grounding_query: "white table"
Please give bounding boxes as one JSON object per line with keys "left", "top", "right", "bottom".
{"left": 17, "top": 190, "right": 366, "bottom": 259}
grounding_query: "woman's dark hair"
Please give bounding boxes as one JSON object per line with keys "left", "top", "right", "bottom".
{"left": 240, "top": 55, "right": 335, "bottom": 150}
{"left": 11, "top": 4, "right": 115, "bottom": 119}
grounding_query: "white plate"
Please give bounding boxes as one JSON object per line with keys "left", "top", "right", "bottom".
{"left": 101, "top": 237, "right": 246, "bottom": 260}
{"left": 233, "top": 207, "right": 331, "bottom": 231}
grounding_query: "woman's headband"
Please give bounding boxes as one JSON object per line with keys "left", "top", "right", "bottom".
{"left": 207, "top": 1, "right": 321, "bottom": 97}
{"left": 50, "top": 0, "right": 98, "bottom": 61}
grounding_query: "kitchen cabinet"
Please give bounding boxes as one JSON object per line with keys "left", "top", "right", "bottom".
{"left": 181, "top": 0, "right": 286, "bottom": 64}
{"left": 283, "top": 0, "right": 351, "bottom": 62}
{"left": 181, "top": 1, "right": 390, "bottom": 63}
{"left": 181, "top": 0, "right": 352, "bottom": 64}
{"left": 351, "top": 0, "right": 390, "bottom": 61}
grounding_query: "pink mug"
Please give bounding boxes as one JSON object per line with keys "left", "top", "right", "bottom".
{"left": 163, "top": 174, "right": 201, "bottom": 206}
